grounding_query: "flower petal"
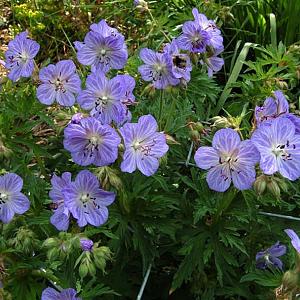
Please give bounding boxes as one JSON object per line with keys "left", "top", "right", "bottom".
{"left": 206, "top": 164, "right": 231, "bottom": 192}
{"left": 194, "top": 146, "right": 219, "bottom": 170}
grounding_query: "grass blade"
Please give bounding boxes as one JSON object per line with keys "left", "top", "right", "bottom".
{"left": 214, "top": 42, "right": 258, "bottom": 115}
{"left": 269, "top": 13, "right": 277, "bottom": 48}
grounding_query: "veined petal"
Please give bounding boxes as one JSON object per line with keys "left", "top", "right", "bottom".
{"left": 0, "top": 173, "right": 23, "bottom": 193}
{"left": 194, "top": 146, "right": 219, "bottom": 170}
{"left": 231, "top": 165, "right": 256, "bottom": 190}
{"left": 140, "top": 48, "right": 157, "bottom": 64}
{"left": 136, "top": 155, "right": 159, "bottom": 176}
{"left": 121, "top": 149, "right": 137, "bottom": 173}
{"left": 0, "top": 205, "right": 14, "bottom": 223}
{"left": 37, "top": 83, "right": 56, "bottom": 105}
{"left": 206, "top": 164, "right": 231, "bottom": 192}
{"left": 260, "top": 154, "right": 278, "bottom": 175}
{"left": 9, "top": 192, "right": 30, "bottom": 214}
{"left": 41, "top": 288, "right": 60, "bottom": 300}
{"left": 56, "top": 90, "right": 76, "bottom": 107}
{"left": 212, "top": 128, "right": 241, "bottom": 154}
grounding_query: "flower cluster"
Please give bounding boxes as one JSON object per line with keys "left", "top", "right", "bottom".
{"left": 195, "top": 90, "right": 300, "bottom": 192}
{"left": 138, "top": 8, "right": 224, "bottom": 89}
{"left": 49, "top": 170, "right": 115, "bottom": 229}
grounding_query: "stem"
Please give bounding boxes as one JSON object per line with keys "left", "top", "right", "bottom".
{"left": 185, "top": 142, "right": 194, "bottom": 167}
{"left": 147, "top": 9, "right": 171, "bottom": 42}
{"left": 164, "top": 95, "right": 177, "bottom": 131}
{"left": 136, "top": 263, "right": 152, "bottom": 300}
{"left": 259, "top": 211, "right": 300, "bottom": 221}
{"left": 158, "top": 90, "right": 164, "bottom": 130}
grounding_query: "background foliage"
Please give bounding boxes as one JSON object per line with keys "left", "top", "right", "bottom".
{"left": 0, "top": 0, "right": 300, "bottom": 299}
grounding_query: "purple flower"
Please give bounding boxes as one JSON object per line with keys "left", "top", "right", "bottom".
{"left": 192, "top": 8, "right": 223, "bottom": 50}
{"left": 49, "top": 172, "right": 72, "bottom": 231}
{"left": 80, "top": 238, "right": 94, "bottom": 251}
{"left": 89, "top": 19, "right": 121, "bottom": 37}
{"left": 37, "top": 60, "right": 81, "bottom": 106}
{"left": 134, "top": 0, "right": 148, "bottom": 10}
{"left": 114, "top": 74, "right": 136, "bottom": 105}
{"left": 251, "top": 117, "right": 300, "bottom": 180}
{"left": 63, "top": 116, "right": 121, "bottom": 167}
{"left": 75, "top": 20, "right": 128, "bottom": 73}
{"left": 5, "top": 31, "right": 40, "bottom": 82}
{"left": 194, "top": 128, "right": 260, "bottom": 192}
{"left": 63, "top": 170, "right": 115, "bottom": 227}
{"left": 41, "top": 287, "right": 81, "bottom": 300}
{"left": 177, "top": 8, "right": 223, "bottom": 54}
{"left": 256, "top": 242, "right": 286, "bottom": 270}
{"left": 120, "top": 115, "right": 169, "bottom": 176}
{"left": 0, "top": 173, "right": 30, "bottom": 223}
{"left": 255, "top": 90, "right": 300, "bottom": 134}
{"left": 71, "top": 113, "right": 84, "bottom": 124}
{"left": 163, "top": 39, "right": 192, "bottom": 82}
{"left": 285, "top": 229, "right": 300, "bottom": 253}
{"left": 138, "top": 48, "right": 180, "bottom": 89}
{"left": 201, "top": 46, "right": 224, "bottom": 77}
{"left": 77, "top": 72, "right": 128, "bottom": 125}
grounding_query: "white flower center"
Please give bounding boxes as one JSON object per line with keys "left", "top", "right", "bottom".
{"left": 0, "top": 192, "right": 9, "bottom": 202}
{"left": 133, "top": 140, "right": 140, "bottom": 150}
{"left": 20, "top": 50, "right": 30, "bottom": 62}
{"left": 80, "top": 193, "right": 90, "bottom": 203}
{"left": 89, "top": 134, "right": 102, "bottom": 145}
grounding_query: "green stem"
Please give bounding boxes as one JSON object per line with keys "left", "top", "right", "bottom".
{"left": 164, "top": 96, "right": 177, "bottom": 132}
{"left": 158, "top": 90, "right": 164, "bottom": 130}
{"left": 147, "top": 9, "right": 171, "bottom": 42}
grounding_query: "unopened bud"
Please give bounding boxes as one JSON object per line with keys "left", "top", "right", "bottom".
{"left": 194, "top": 122, "right": 204, "bottom": 132}
{"left": 189, "top": 130, "right": 200, "bottom": 142}
{"left": 165, "top": 134, "right": 180, "bottom": 145}
{"left": 282, "top": 270, "right": 300, "bottom": 292}
{"left": 134, "top": 0, "right": 148, "bottom": 12}
{"left": 267, "top": 180, "right": 281, "bottom": 199}
{"left": 211, "top": 116, "right": 231, "bottom": 129}
{"left": 253, "top": 175, "right": 267, "bottom": 195}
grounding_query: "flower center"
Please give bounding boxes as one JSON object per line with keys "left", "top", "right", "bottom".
{"left": 19, "top": 50, "right": 30, "bottom": 63}
{"left": 100, "top": 49, "right": 106, "bottom": 55}
{"left": 131, "top": 138, "right": 156, "bottom": 156}
{"left": 95, "top": 94, "right": 113, "bottom": 111}
{"left": 80, "top": 193, "right": 90, "bottom": 203}
{"left": 151, "top": 64, "right": 167, "bottom": 81}
{"left": 133, "top": 140, "right": 140, "bottom": 150}
{"left": 271, "top": 142, "right": 294, "bottom": 161}
{"left": 0, "top": 191, "right": 9, "bottom": 203}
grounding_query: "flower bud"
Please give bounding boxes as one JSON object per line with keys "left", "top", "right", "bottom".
{"left": 211, "top": 116, "right": 231, "bottom": 129}
{"left": 165, "top": 134, "right": 180, "bottom": 145}
{"left": 267, "top": 179, "right": 281, "bottom": 199}
{"left": 0, "top": 140, "right": 12, "bottom": 159}
{"left": 134, "top": 0, "right": 148, "bottom": 12}
{"left": 194, "top": 122, "right": 204, "bottom": 132}
{"left": 79, "top": 263, "right": 89, "bottom": 279}
{"left": 253, "top": 175, "right": 267, "bottom": 195}
{"left": 189, "top": 130, "right": 200, "bottom": 142}
{"left": 282, "top": 270, "right": 300, "bottom": 293}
